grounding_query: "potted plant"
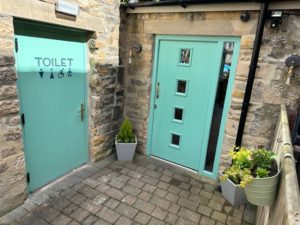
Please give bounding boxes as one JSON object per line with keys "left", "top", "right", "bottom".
{"left": 220, "top": 147, "right": 280, "bottom": 206}
{"left": 220, "top": 148, "right": 250, "bottom": 206}
{"left": 115, "top": 118, "right": 137, "bottom": 161}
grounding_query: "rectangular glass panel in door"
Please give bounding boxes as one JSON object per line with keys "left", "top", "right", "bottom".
{"left": 205, "top": 42, "right": 235, "bottom": 172}
{"left": 15, "top": 20, "right": 88, "bottom": 192}
{"left": 151, "top": 39, "right": 222, "bottom": 170}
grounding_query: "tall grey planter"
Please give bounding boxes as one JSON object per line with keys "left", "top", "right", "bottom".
{"left": 115, "top": 136, "right": 137, "bottom": 161}
{"left": 220, "top": 178, "right": 248, "bottom": 206}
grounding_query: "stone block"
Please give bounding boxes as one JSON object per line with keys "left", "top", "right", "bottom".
{"left": 0, "top": 100, "right": 19, "bottom": 117}
{"left": 241, "top": 35, "right": 255, "bottom": 49}
{"left": 3, "top": 128, "right": 22, "bottom": 142}
{"left": 232, "top": 90, "right": 245, "bottom": 99}
{"left": 0, "top": 67, "right": 17, "bottom": 83}
{"left": 0, "top": 16, "right": 13, "bottom": 38}
{"left": 0, "top": 39, "right": 14, "bottom": 54}
{"left": 0, "top": 163, "right": 8, "bottom": 173}
{"left": 93, "top": 136, "right": 106, "bottom": 146}
{"left": 205, "top": 11, "right": 241, "bottom": 20}
{"left": 0, "top": 192, "right": 26, "bottom": 217}
{"left": 100, "top": 76, "right": 117, "bottom": 87}
{"left": 0, "top": 85, "right": 18, "bottom": 100}
{"left": 0, "top": 147, "right": 17, "bottom": 158}
{"left": 0, "top": 56, "right": 15, "bottom": 66}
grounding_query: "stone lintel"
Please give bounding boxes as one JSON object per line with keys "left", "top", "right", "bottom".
{"left": 144, "top": 19, "right": 257, "bottom": 36}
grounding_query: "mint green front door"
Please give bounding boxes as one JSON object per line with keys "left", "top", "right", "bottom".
{"left": 15, "top": 21, "right": 88, "bottom": 192}
{"left": 150, "top": 37, "right": 224, "bottom": 170}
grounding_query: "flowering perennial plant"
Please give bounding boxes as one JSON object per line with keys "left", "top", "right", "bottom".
{"left": 221, "top": 147, "right": 276, "bottom": 187}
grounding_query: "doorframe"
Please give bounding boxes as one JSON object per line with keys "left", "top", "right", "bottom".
{"left": 146, "top": 35, "right": 241, "bottom": 180}
{"left": 14, "top": 19, "right": 89, "bottom": 192}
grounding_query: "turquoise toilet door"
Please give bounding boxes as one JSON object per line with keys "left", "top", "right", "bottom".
{"left": 14, "top": 21, "right": 88, "bottom": 192}
{"left": 150, "top": 37, "right": 223, "bottom": 170}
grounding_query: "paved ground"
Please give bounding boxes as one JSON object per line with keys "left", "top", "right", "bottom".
{"left": 0, "top": 154, "right": 256, "bottom": 225}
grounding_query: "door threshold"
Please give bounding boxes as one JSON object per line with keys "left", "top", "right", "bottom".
{"left": 150, "top": 155, "right": 198, "bottom": 174}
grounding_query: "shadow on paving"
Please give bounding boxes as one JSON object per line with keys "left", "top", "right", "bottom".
{"left": 0, "top": 154, "right": 257, "bottom": 225}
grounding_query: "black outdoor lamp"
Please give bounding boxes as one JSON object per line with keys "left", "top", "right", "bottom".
{"left": 270, "top": 11, "right": 283, "bottom": 28}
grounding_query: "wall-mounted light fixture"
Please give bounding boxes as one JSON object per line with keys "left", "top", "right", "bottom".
{"left": 285, "top": 55, "right": 300, "bottom": 85}
{"left": 129, "top": 43, "right": 142, "bottom": 64}
{"left": 270, "top": 11, "right": 283, "bottom": 28}
{"left": 240, "top": 11, "right": 250, "bottom": 22}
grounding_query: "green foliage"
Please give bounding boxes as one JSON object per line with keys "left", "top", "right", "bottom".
{"left": 117, "top": 118, "right": 135, "bottom": 143}
{"left": 255, "top": 167, "right": 270, "bottom": 178}
{"left": 221, "top": 147, "right": 277, "bottom": 188}
{"left": 221, "top": 165, "right": 251, "bottom": 185}
{"left": 230, "top": 147, "right": 253, "bottom": 169}
{"left": 252, "top": 149, "right": 274, "bottom": 169}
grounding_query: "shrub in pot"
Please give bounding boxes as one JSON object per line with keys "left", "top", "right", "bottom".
{"left": 220, "top": 147, "right": 280, "bottom": 206}
{"left": 115, "top": 118, "right": 137, "bottom": 161}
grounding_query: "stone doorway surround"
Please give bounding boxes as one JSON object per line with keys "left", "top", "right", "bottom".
{"left": 0, "top": 0, "right": 122, "bottom": 215}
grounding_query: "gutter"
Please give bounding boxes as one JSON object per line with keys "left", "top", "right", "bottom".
{"left": 235, "top": 0, "right": 269, "bottom": 147}
{"left": 124, "top": 0, "right": 257, "bottom": 8}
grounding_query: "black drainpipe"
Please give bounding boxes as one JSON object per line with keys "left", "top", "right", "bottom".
{"left": 235, "top": 0, "right": 269, "bottom": 148}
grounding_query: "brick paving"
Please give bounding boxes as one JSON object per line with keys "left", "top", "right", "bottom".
{"left": 0, "top": 154, "right": 256, "bottom": 225}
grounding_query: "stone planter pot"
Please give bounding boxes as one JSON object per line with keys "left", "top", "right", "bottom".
{"left": 115, "top": 136, "right": 137, "bottom": 161}
{"left": 220, "top": 178, "right": 248, "bottom": 206}
{"left": 244, "top": 168, "right": 280, "bottom": 206}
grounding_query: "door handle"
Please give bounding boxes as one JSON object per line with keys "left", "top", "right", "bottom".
{"left": 80, "top": 103, "right": 84, "bottom": 121}
{"left": 156, "top": 82, "right": 160, "bottom": 99}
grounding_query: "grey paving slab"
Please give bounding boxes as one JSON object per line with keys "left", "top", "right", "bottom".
{"left": 104, "top": 197, "right": 121, "bottom": 209}
{"left": 96, "top": 206, "right": 121, "bottom": 224}
{"left": 133, "top": 212, "right": 151, "bottom": 225}
{"left": 1, "top": 154, "right": 256, "bottom": 225}
{"left": 115, "top": 203, "right": 138, "bottom": 219}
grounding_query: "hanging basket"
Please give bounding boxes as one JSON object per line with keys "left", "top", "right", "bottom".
{"left": 244, "top": 166, "right": 280, "bottom": 206}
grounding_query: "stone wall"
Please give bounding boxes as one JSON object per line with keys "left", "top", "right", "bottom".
{"left": 120, "top": 10, "right": 300, "bottom": 173}
{"left": 222, "top": 14, "right": 300, "bottom": 170}
{"left": 0, "top": 0, "right": 121, "bottom": 216}
{"left": 0, "top": 15, "right": 27, "bottom": 217}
